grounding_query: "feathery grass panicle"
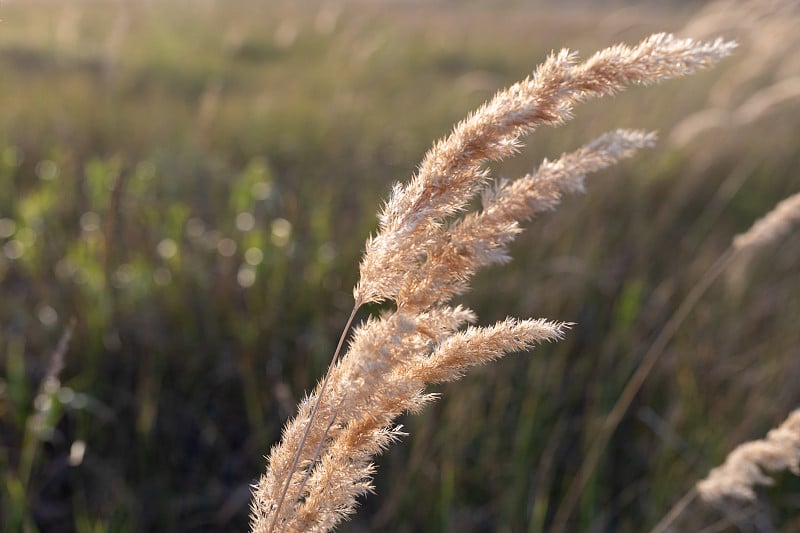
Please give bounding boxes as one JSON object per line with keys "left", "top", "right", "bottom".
{"left": 653, "top": 408, "right": 800, "bottom": 533}
{"left": 356, "top": 33, "right": 736, "bottom": 306}
{"left": 396, "top": 129, "right": 657, "bottom": 309}
{"left": 733, "top": 191, "right": 800, "bottom": 250}
{"left": 251, "top": 33, "right": 735, "bottom": 533}
{"left": 697, "top": 409, "right": 800, "bottom": 502}
{"left": 408, "top": 318, "right": 569, "bottom": 384}
{"left": 253, "top": 317, "right": 567, "bottom": 533}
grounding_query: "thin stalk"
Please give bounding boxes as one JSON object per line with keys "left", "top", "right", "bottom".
{"left": 293, "top": 410, "right": 339, "bottom": 508}
{"left": 268, "top": 299, "right": 362, "bottom": 533}
{"left": 696, "top": 500, "right": 770, "bottom": 533}
{"left": 550, "top": 249, "right": 736, "bottom": 533}
{"left": 650, "top": 488, "right": 697, "bottom": 533}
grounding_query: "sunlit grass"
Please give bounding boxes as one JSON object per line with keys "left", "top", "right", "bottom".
{"left": 0, "top": 1, "right": 798, "bottom": 531}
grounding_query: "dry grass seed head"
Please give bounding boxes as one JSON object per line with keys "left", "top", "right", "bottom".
{"left": 252, "top": 32, "right": 736, "bottom": 533}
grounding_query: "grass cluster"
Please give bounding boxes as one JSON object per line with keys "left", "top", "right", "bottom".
{"left": 1, "top": 1, "right": 799, "bottom": 531}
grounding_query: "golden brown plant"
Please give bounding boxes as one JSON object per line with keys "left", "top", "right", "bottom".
{"left": 698, "top": 409, "right": 800, "bottom": 502}
{"left": 653, "top": 408, "right": 800, "bottom": 533}
{"left": 250, "top": 33, "right": 735, "bottom": 533}
{"left": 733, "top": 191, "right": 800, "bottom": 250}
{"left": 646, "top": 186, "right": 800, "bottom": 533}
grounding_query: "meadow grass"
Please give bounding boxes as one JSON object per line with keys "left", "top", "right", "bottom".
{"left": 0, "top": 1, "right": 799, "bottom": 531}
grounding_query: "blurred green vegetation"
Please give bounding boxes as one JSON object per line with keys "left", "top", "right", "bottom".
{"left": 1, "top": 1, "right": 799, "bottom": 532}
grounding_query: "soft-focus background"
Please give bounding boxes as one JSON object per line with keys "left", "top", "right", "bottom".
{"left": 1, "top": 0, "right": 799, "bottom": 531}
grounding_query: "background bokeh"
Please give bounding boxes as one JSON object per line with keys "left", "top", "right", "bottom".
{"left": 1, "top": 0, "right": 799, "bottom": 531}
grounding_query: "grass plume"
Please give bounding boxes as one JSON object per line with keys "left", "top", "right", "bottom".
{"left": 250, "top": 33, "right": 735, "bottom": 532}
{"left": 648, "top": 188, "right": 800, "bottom": 533}
{"left": 652, "top": 408, "right": 800, "bottom": 532}
{"left": 698, "top": 409, "right": 800, "bottom": 502}
{"left": 733, "top": 191, "right": 800, "bottom": 250}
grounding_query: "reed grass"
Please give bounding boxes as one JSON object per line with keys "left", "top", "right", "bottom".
{"left": 250, "top": 33, "right": 735, "bottom": 533}
{"left": 653, "top": 406, "right": 800, "bottom": 533}
{"left": 3, "top": 2, "right": 800, "bottom": 531}
{"left": 646, "top": 187, "right": 800, "bottom": 533}
{"left": 699, "top": 409, "right": 800, "bottom": 499}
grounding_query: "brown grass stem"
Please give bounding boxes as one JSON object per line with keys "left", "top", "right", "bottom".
{"left": 292, "top": 410, "right": 340, "bottom": 514}
{"left": 267, "top": 299, "right": 362, "bottom": 533}
{"left": 649, "top": 488, "right": 698, "bottom": 533}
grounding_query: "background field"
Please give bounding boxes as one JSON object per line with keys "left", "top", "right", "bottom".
{"left": 1, "top": 0, "right": 799, "bottom": 531}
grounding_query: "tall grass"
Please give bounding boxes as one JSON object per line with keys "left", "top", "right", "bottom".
{"left": 652, "top": 407, "right": 800, "bottom": 533}
{"left": 251, "top": 33, "right": 735, "bottom": 532}
{"left": 1, "top": 1, "right": 799, "bottom": 532}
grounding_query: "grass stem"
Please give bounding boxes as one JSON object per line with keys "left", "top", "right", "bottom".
{"left": 268, "top": 299, "right": 362, "bottom": 533}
